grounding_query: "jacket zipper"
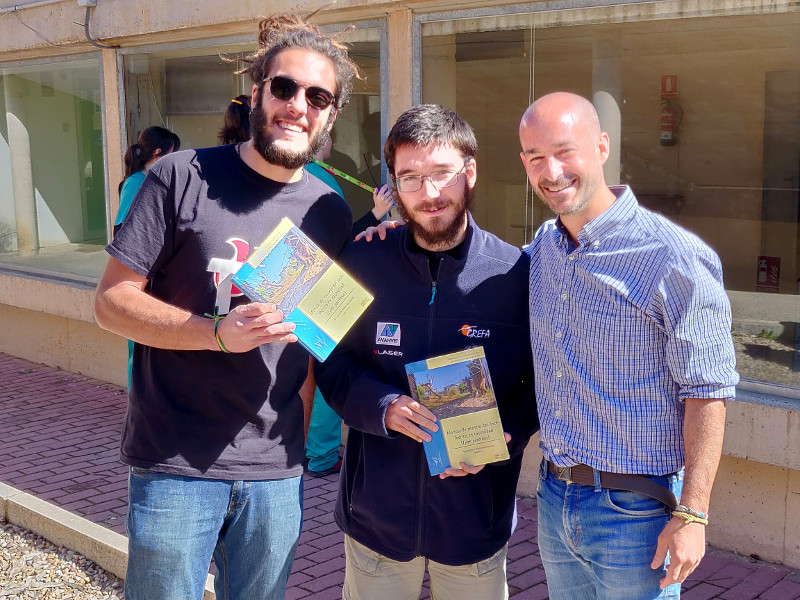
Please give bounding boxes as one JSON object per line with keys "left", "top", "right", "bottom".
{"left": 416, "top": 256, "right": 443, "bottom": 555}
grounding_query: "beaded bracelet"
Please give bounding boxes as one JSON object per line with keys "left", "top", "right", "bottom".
{"left": 671, "top": 511, "right": 709, "bottom": 526}
{"left": 675, "top": 504, "right": 707, "bottom": 520}
{"left": 204, "top": 310, "right": 231, "bottom": 353}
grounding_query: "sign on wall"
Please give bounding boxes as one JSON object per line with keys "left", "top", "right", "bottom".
{"left": 756, "top": 256, "right": 781, "bottom": 293}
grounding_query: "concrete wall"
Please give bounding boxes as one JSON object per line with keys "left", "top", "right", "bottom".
{"left": 0, "top": 272, "right": 126, "bottom": 386}
{"left": 711, "top": 392, "right": 800, "bottom": 566}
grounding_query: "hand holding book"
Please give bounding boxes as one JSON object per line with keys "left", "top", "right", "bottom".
{"left": 215, "top": 303, "right": 297, "bottom": 353}
{"left": 405, "top": 347, "right": 510, "bottom": 476}
{"left": 438, "top": 432, "right": 512, "bottom": 480}
{"left": 384, "top": 395, "right": 438, "bottom": 443}
{"left": 231, "top": 218, "right": 373, "bottom": 361}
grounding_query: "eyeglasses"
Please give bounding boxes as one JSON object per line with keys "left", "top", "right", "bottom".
{"left": 394, "top": 162, "right": 469, "bottom": 193}
{"left": 263, "top": 75, "right": 337, "bottom": 110}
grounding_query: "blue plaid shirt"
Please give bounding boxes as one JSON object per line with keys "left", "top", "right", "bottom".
{"left": 526, "top": 186, "right": 738, "bottom": 475}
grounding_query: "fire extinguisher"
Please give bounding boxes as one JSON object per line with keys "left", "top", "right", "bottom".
{"left": 660, "top": 99, "right": 683, "bottom": 146}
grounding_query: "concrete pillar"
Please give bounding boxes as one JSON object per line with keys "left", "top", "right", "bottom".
{"left": 4, "top": 75, "right": 38, "bottom": 255}
{"left": 102, "top": 48, "right": 124, "bottom": 242}
{"left": 387, "top": 9, "right": 413, "bottom": 126}
{"left": 592, "top": 35, "right": 622, "bottom": 186}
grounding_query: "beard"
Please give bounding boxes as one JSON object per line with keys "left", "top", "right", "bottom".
{"left": 250, "top": 103, "right": 330, "bottom": 170}
{"left": 397, "top": 181, "right": 474, "bottom": 250}
{"left": 534, "top": 173, "right": 599, "bottom": 217}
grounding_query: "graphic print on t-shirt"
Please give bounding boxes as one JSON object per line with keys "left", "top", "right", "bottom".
{"left": 206, "top": 238, "right": 249, "bottom": 314}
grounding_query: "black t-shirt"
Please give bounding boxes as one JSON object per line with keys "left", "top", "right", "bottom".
{"left": 107, "top": 144, "right": 351, "bottom": 479}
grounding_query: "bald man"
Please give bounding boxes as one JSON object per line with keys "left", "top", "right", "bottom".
{"left": 519, "top": 92, "right": 738, "bottom": 600}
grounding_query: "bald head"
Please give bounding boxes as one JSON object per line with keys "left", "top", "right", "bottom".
{"left": 519, "top": 92, "right": 602, "bottom": 149}
{"left": 518, "top": 91, "right": 614, "bottom": 230}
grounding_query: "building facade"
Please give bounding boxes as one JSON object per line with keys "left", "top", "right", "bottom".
{"left": 1, "top": 0, "right": 799, "bottom": 567}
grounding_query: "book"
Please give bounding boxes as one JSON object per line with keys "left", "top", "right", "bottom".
{"left": 232, "top": 217, "right": 373, "bottom": 362}
{"left": 405, "top": 347, "right": 509, "bottom": 476}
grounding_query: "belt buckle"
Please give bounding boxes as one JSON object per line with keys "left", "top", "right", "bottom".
{"left": 554, "top": 465, "right": 573, "bottom": 484}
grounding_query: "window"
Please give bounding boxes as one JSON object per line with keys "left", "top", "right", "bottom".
{"left": 421, "top": 1, "right": 800, "bottom": 390}
{"left": 0, "top": 57, "right": 106, "bottom": 280}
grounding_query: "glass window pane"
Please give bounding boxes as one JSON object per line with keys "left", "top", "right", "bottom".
{"left": 124, "top": 43, "right": 253, "bottom": 151}
{"left": 423, "top": 2, "right": 800, "bottom": 391}
{"left": 0, "top": 58, "right": 106, "bottom": 279}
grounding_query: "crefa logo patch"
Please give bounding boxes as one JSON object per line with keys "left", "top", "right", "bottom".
{"left": 376, "top": 322, "right": 401, "bottom": 346}
{"left": 459, "top": 324, "right": 491, "bottom": 339}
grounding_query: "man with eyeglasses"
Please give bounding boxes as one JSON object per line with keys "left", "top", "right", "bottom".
{"left": 315, "top": 104, "right": 538, "bottom": 600}
{"left": 94, "top": 14, "right": 358, "bottom": 600}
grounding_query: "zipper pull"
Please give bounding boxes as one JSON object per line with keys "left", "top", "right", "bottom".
{"left": 429, "top": 281, "right": 437, "bottom": 305}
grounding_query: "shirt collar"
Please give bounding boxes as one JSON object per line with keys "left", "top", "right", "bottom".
{"left": 555, "top": 185, "right": 637, "bottom": 248}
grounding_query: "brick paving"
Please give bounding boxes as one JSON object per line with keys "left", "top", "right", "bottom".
{"left": 1, "top": 351, "right": 799, "bottom": 599}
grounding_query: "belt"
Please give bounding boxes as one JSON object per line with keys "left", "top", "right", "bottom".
{"left": 547, "top": 461, "right": 678, "bottom": 511}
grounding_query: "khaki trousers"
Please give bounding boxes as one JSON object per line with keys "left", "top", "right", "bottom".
{"left": 343, "top": 535, "right": 509, "bottom": 600}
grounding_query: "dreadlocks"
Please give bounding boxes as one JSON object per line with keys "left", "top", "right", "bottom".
{"left": 239, "top": 13, "right": 360, "bottom": 110}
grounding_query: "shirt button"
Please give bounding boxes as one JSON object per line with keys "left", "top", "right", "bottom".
{"left": 555, "top": 331, "right": 563, "bottom": 339}
{"left": 556, "top": 371, "right": 563, "bottom": 378}
{"left": 553, "top": 448, "right": 561, "bottom": 455}
{"left": 555, "top": 410, "right": 562, "bottom": 418}
{"left": 560, "top": 292, "right": 568, "bottom": 300}
{"left": 567, "top": 254, "right": 576, "bottom": 261}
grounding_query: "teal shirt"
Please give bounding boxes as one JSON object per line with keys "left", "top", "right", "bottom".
{"left": 115, "top": 170, "right": 146, "bottom": 227}
{"left": 305, "top": 162, "right": 344, "bottom": 197}
{"left": 114, "top": 169, "right": 146, "bottom": 390}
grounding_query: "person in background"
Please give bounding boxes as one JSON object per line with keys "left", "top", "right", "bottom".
{"left": 306, "top": 136, "right": 344, "bottom": 195}
{"left": 308, "top": 134, "right": 395, "bottom": 239}
{"left": 303, "top": 136, "right": 346, "bottom": 478}
{"left": 115, "top": 126, "right": 180, "bottom": 236}
{"left": 218, "top": 95, "right": 251, "bottom": 145}
{"left": 353, "top": 183, "right": 394, "bottom": 239}
{"left": 114, "top": 126, "right": 180, "bottom": 391}
{"left": 303, "top": 136, "right": 395, "bottom": 478}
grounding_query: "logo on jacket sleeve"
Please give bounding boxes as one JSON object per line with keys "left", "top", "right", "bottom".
{"left": 376, "top": 322, "right": 401, "bottom": 346}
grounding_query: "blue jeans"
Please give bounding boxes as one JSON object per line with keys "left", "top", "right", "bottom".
{"left": 537, "top": 460, "right": 683, "bottom": 600}
{"left": 125, "top": 468, "right": 303, "bottom": 600}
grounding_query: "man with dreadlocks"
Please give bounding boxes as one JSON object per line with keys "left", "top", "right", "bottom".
{"left": 94, "top": 13, "right": 358, "bottom": 600}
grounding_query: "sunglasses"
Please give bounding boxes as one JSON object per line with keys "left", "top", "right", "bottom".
{"left": 263, "top": 75, "right": 337, "bottom": 110}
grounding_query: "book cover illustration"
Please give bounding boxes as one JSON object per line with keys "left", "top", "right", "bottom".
{"left": 232, "top": 217, "right": 373, "bottom": 362}
{"left": 405, "top": 347, "right": 509, "bottom": 476}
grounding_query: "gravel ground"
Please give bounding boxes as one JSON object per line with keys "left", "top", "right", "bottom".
{"left": 0, "top": 517, "right": 124, "bottom": 599}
